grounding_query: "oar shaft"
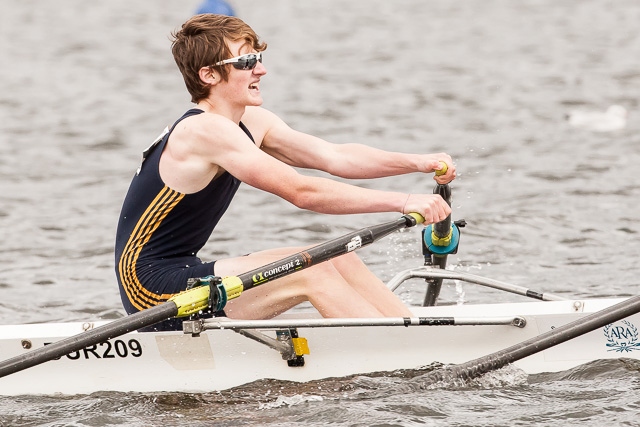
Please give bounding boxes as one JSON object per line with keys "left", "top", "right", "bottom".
{"left": 233, "top": 214, "right": 421, "bottom": 293}
{"left": 423, "top": 182, "right": 453, "bottom": 306}
{"left": 432, "top": 183, "right": 452, "bottom": 238}
{"left": 0, "top": 213, "right": 423, "bottom": 379}
{"left": 0, "top": 302, "right": 178, "bottom": 378}
{"left": 423, "top": 295, "right": 640, "bottom": 385}
{"left": 432, "top": 161, "right": 451, "bottom": 238}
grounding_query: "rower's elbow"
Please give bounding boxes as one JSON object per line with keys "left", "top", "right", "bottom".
{"left": 286, "top": 185, "right": 326, "bottom": 212}
{"left": 289, "top": 191, "right": 316, "bottom": 211}
{"left": 282, "top": 176, "right": 330, "bottom": 212}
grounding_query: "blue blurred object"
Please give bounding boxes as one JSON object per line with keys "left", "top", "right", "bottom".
{"left": 195, "top": 0, "right": 236, "bottom": 16}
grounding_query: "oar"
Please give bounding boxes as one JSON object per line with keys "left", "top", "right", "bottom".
{"left": 422, "top": 163, "right": 462, "bottom": 306}
{"left": 419, "top": 295, "right": 640, "bottom": 387}
{"left": 422, "top": 182, "right": 452, "bottom": 306}
{"left": 200, "top": 211, "right": 427, "bottom": 312}
{"left": 0, "top": 212, "right": 425, "bottom": 378}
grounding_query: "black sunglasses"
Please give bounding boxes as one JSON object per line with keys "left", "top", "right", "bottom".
{"left": 213, "top": 52, "right": 263, "bottom": 70}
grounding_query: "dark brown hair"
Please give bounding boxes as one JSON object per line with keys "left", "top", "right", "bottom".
{"left": 171, "top": 14, "right": 267, "bottom": 103}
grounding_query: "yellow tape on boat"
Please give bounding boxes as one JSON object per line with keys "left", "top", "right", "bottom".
{"left": 170, "top": 285, "right": 211, "bottom": 318}
{"left": 292, "top": 337, "right": 310, "bottom": 356}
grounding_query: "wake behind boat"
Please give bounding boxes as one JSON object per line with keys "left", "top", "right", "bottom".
{"left": 1, "top": 184, "right": 639, "bottom": 396}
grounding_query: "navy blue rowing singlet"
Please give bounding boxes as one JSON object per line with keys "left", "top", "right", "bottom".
{"left": 114, "top": 109, "right": 253, "bottom": 329}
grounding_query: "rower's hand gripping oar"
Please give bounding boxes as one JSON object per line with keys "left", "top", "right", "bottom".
{"left": 422, "top": 162, "right": 465, "bottom": 306}
{"left": 0, "top": 212, "right": 425, "bottom": 378}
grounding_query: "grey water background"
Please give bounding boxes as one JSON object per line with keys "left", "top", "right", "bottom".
{"left": 1, "top": 0, "right": 640, "bottom": 425}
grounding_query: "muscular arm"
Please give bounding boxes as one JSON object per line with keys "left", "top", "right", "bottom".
{"left": 200, "top": 117, "right": 410, "bottom": 215}
{"left": 163, "top": 110, "right": 451, "bottom": 224}
{"left": 238, "top": 154, "right": 449, "bottom": 224}
{"left": 242, "top": 106, "right": 456, "bottom": 184}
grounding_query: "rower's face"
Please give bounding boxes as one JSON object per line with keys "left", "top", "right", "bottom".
{"left": 222, "top": 40, "right": 267, "bottom": 107}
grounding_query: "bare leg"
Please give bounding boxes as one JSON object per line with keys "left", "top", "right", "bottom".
{"left": 214, "top": 246, "right": 411, "bottom": 319}
{"left": 330, "top": 251, "right": 413, "bottom": 317}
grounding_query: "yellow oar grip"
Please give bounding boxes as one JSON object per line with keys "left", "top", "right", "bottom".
{"left": 170, "top": 276, "right": 245, "bottom": 317}
{"left": 407, "top": 212, "right": 425, "bottom": 224}
{"left": 170, "top": 285, "right": 211, "bottom": 318}
{"left": 221, "top": 276, "right": 244, "bottom": 301}
{"left": 435, "top": 161, "right": 448, "bottom": 176}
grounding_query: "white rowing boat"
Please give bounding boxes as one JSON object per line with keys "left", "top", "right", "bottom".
{"left": 2, "top": 184, "right": 639, "bottom": 396}
{"left": 1, "top": 265, "right": 639, "bottom": 396}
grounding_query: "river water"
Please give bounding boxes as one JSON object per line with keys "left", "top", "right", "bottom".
{"left": 1, "top": 0, "right": 640, "bottom": 425}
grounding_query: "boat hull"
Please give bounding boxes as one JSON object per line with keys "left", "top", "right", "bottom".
{"left": 1, "top": 298, "right": 639, "bottom": 395}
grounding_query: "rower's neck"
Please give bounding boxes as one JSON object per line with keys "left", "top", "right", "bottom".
{"left": 197, "top": 99, "right": 244, "bottom": 124}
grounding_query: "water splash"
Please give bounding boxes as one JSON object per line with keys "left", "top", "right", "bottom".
{"left": 415, "top": 363, "right": 529, "bottom": 390}
{"left": 259, "top": 394, "right": 324, "bottom": 409}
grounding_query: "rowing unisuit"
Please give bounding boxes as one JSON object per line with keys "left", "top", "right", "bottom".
{"left": 114, "top": 108, "right": 254, "bottom": 331}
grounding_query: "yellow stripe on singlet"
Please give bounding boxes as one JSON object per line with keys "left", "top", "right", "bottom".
{"left": 118, "top": 186, "right": 185, "bottom": 311}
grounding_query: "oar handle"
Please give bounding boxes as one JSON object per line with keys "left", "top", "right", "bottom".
{"left": 399, "top": 161, "right": 448, "bottom": 226}
{"left": 435, "top": 161, "right": 448, "bottom": 177}
{"left": 407, "top": 212, "right": 425, "bottom": 224}
{"left": 423, "top": 163, "right": 462, "bottom": 258}
{"left": 422, "top": 167, "right": 456, "bottom": 306}
{"left": 432, "top": 161, "right": 452, "bottom": 239}
{"left": 432, "top": 183, "right": 452, "bottom": 239}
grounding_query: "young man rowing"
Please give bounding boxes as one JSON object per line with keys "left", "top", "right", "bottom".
{"left": 115, "top": 14, "right": 456, "bottom": 331}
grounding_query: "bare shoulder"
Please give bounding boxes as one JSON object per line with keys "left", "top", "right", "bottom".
{"left": 241, "top": 106, "right": 289, "bottom": 145}
{"left": 161, "top": 113, "right": 258, "bottom": 193}
{"left": 241, "top": 106, "right": 280, "bottom": 124}
{"left": 174, "top": 112, "right": 238, "bottom": 142}
{"left": 169, "top": 112, "right": 248, "bottom": 155}
{"left": 167, "top": 112, "right": 257, "bottom": 167}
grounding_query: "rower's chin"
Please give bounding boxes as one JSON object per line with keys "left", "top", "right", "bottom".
{"left": 248, "top": 93, "right": 263, "bottom": 105}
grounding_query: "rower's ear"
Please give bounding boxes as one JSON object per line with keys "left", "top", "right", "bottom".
{"left": 199, "top": 66, "right": 220, "bottom": 86}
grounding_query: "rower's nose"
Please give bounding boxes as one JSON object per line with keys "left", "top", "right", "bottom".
{"left": 253, "top": 59, "right": 267, "bottom": 76}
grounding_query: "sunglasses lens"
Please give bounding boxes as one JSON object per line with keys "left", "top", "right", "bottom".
{"left": 232, "top": 54, "right": 261, "bottom": 70}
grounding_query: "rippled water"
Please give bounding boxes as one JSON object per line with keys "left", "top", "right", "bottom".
{"left": 1, "top": 0, "right": 640, "bottom": 425}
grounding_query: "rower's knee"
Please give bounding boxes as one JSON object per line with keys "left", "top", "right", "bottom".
{"left": 298, "top": 257, "right": 355, "bottom": 295}
{"left": 331, "top": 251, "right": 365, "bottom": 272}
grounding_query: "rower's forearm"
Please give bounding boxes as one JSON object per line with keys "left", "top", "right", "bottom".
{"left": 327, "top": 144, "right": 420, "bottom": 179}
{"left": 291, "top": 177, "right": 406, "bottom": 215}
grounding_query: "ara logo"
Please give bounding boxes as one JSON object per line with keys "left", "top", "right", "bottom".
{"left": 603, "top": 320, "right": 640, "bottom": 353}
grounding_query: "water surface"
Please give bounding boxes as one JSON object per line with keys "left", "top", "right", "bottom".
{"left": 1, "top": 0, "right": 639, "bottom": 425}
